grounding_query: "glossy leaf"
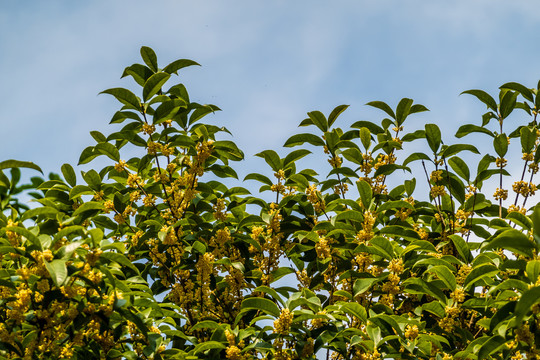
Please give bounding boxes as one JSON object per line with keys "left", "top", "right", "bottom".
{"left": 0, "top": 159, "right": 42, "bottom": 174}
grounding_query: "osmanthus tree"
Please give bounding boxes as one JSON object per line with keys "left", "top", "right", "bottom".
{"left": 1, "top": 46, "right": 540, "bottom": 360}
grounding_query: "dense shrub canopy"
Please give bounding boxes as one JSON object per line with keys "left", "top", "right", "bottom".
{"left": 1, "top": 47, "right": 540, "bottom": 360}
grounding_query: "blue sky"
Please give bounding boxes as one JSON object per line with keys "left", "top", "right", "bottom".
{"left": 1, "top": 1, "right": 540, "bottom": 183}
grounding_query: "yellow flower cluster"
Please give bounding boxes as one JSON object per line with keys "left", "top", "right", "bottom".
{"left": 512, "top": 180, "right": 537, "bottom": 196}
{"left": 451, "top": 287, "right": 466, "bottom": 303}
{"left": 306, "top": 184, "right": 325, "bottom": 213}
{"left": 430, "top": 185, "right": 446, "bottom": 197}
{"left": 495, "top": 157, "right": 507, "bottom": 168}
{"left": 328, "top": 155, "right": 343, "bottom": 168}
{"left": 213, "top": 198, "right": 227, "bottom": 221}
{"left": 114, "top": 159, "right": 127, "bottom": 172}
{"left": 404, "top": 324, "right": 419, "bottom": 340}
{"left": 142, "top": 123, "right": 156, "bottom": 135}
{"left": 273, "top": 308, "right": 294, "bottom": 335}
{"left": 315, "top": 237, "right": 332, "bottom": 259}
{"left": 456, "top": 264, "right": 472, "bottom": 285}
{"left": 388, "top": 258, "right": 404, "bottom": 275}
{"left": 493, "top": 187, "right": 508, "bottom": 200}
{"left": 430, "top": 170, "right": 443, "bottom": 183}
{"left": 355, "top": 211, "right": 377, "bottom": 243}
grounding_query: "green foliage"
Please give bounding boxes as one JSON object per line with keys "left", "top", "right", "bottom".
{"left": 1, "top": 47, "right": 540, "bottom": 360}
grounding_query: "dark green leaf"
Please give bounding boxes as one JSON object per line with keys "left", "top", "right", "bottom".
{"left": 483, "top": 229, "right": 535, "bottom": 258}
{"left": 359, "top": 127, "right": 371, "bottom": 150}
{"left": 477, "top": 335, "right": 506, "bottom": 360}
{"left": 283, "top": 133, "right": 325, "bottom": 147}
{"left": 0, "top": 160, "right": 42, "bottom": 174}
{"left": 499, "top": 89, "right": 518, "bottom": 119}
{"left": 448, "top": 157, "right": 470, "bottom": 182}
{"left": 357, "top": 180, "right": 372, "bottom": 209}
{"left": 461, "top": 89, "right": 497, "bottom": 112}
{"left": 61, "top": 163, "right": 77, "bottom": 187}
{"left": 366, "top": 101, "right": 395, "bottom": 119}
{"left": 255, "top": 150, "right": 282, "bottom": 172}
{"left": 493, "top": 133, "right": 508, "bottom": 157}
{"left": 307, "top": 111, "right": 328, "bottom": 132}
{"left": 455, "top": 124, "right": 494, "bottom": 138}
{"left": 44, "top": 259, "right": 68, "bottom": 287}
{"left": 501, "top": 82, "right": 534, "bottom": 102}
{"left": 244, "top": 173, "right": 273, "bottom": 186}
{"left": 240, "top": 297, "right": 280, "bottom": 317}
{"left": 395, "top": 98, "right": 413, "bottom": 125}
{"left": 520, "top": 126, "right": 536, "bottom": 154}
{"left": 328, "top": 104, "right": 349, "bottom": 127}
{"left": 95, "top": 143, "right": 120, "bottom": 162}
{"left": 142, "top": 73, "right": 170, "bottom": 102}
{"left": 425, "top": 124, "right": 441, "bottom": 153}
{"left": 100, "top": 88, "right": 141, "bottom": 111}
{"left": 140, "top": 46, "right": 158, "bottom": 72}
{"left": 163, "top": 59, "right": 200, "bottom": 75}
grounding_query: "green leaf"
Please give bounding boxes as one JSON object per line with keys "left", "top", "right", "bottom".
{"left": 455, "top": 124, "right": 494, "bottom": 138}
{"left": 253, "top": 286, "right": 286, "bottom": 307}
{"left": 506, "top": 211, "right": 532, "bottom": 231}
{"left": 20, "top": 206, "right": 58, "bottom": 222}
{"left": 163, "top": 59, "right": 200, "bottom": 75}
{"left": 341, "top": 303, "right": 367, "bottom": 323}
{"left": 350, "top": 121, "right": 384, "bottom": 134}
{"left": 461, "top": 89, "right": 497, "bottom": 112}
{"left": 240, "top": 297, "right": 280, "bottom": 317}
{"left": 410, "top": 103, "right": 429, "bottom": 115}
{"left": 307, "top": 111, "right": 328, "bottom": 132}
{"left": 359, "top": 127, "right": 371, "bottom": 150}
{"left": 244, "top": 173, "right": 273, "bottom": 186}
{"left": 100, "top": 88, "right": 141, "bottom": 111}
{"left": 448, "top": 157, "right": 470, "bottom": 182}
{"left": 0, "top": 160, "right": 42, "bottom": 174}
{"left": 82, "top": 169, "right": 102, "bottom": 190}
{"left": 477, "top": 335, "right": 506, "bottom": 360}
{"left": 483, "top": 228, "right": 536, "bottom": 258}
{"left": 441, "top": 144, "right": 480, "bottom": 158}
{"left": 334, "top": 210, "right": 364, "bottom": 223}
{"left": 255, "top": 150, "right": 282, "bottom": 172}
{"left": 501, "top": 82, "right": 534, "bottom": 102}
{"left": 448, "top": 235, "right": 473, "bottom": 263}
{"left": 142, "top": 72, "right": 170, "bottom": 102}
{"left": 78, "top": 146, "right": 98, "bottom": 165}
{"left": 403, "top": 152, "right": 431, "bottom": 166}
{"left": 526, "top": 260, "right": 540, "bottom": 283}
{"left": 366, "top": 101, "right": 395, "bottom": 119}
{"left": 463, "top": 263, "right": 499, "bottom": 290}
{"left": 533, "top": 205, "right": 540, "bottom": 248}
{"left": 95, "top": 142, "right": 120, "bottom": 162}
{"left": 193, "top": 341, "right": 226, "bottom": 354}
{"left": 353, "top": 277, "right": 379, "bottom": 296}
{"left": 140, "top": 46, "right": 158, "bottom": 72}
{"left": 425, "top": 124, "right": 441, "bottom": 153}
{"left": 154, "top": 99, "right": 187, "bottom": 123}
{"left": 61, "top": 163, "right": 77, "bottom": 187}
{"left": 373, "top": 164, "right": 410, "bottom": 177}
{"left": 283, "top": 133, "right": 325, "bottom": 147}
{"left": 514, "top": 286, "right": 540, "bottom": 324}
{"left": 283, "top": 149, "right": 311, "bottom": 169}
{"left": 499, "top": 89, "right": 518, "bottom": 119}
{"left": 73, "top": 201, "right": 104, "bottom": 217}
{"left": 100, "top": 252, "right": 140, "bottom": 274}
{"left": 121, "top": 64, "right": 153, "bottom": 86}
{"left": 520, "top": 126, "right": 536, "bottom": 154}
{"left": 395, "top": 98, "right": 413, "bottom": 125}
{"left": 426, "top": 265, "right": 456, "bottom": 290}
{"left": 44, "top": 259, "right": 68, "bottom": 287}
{"left": 327, "top": 104, "right": 349, "bottom": 127}
{"left": 493, "top": 133, "right": 508, "bottom": 157}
